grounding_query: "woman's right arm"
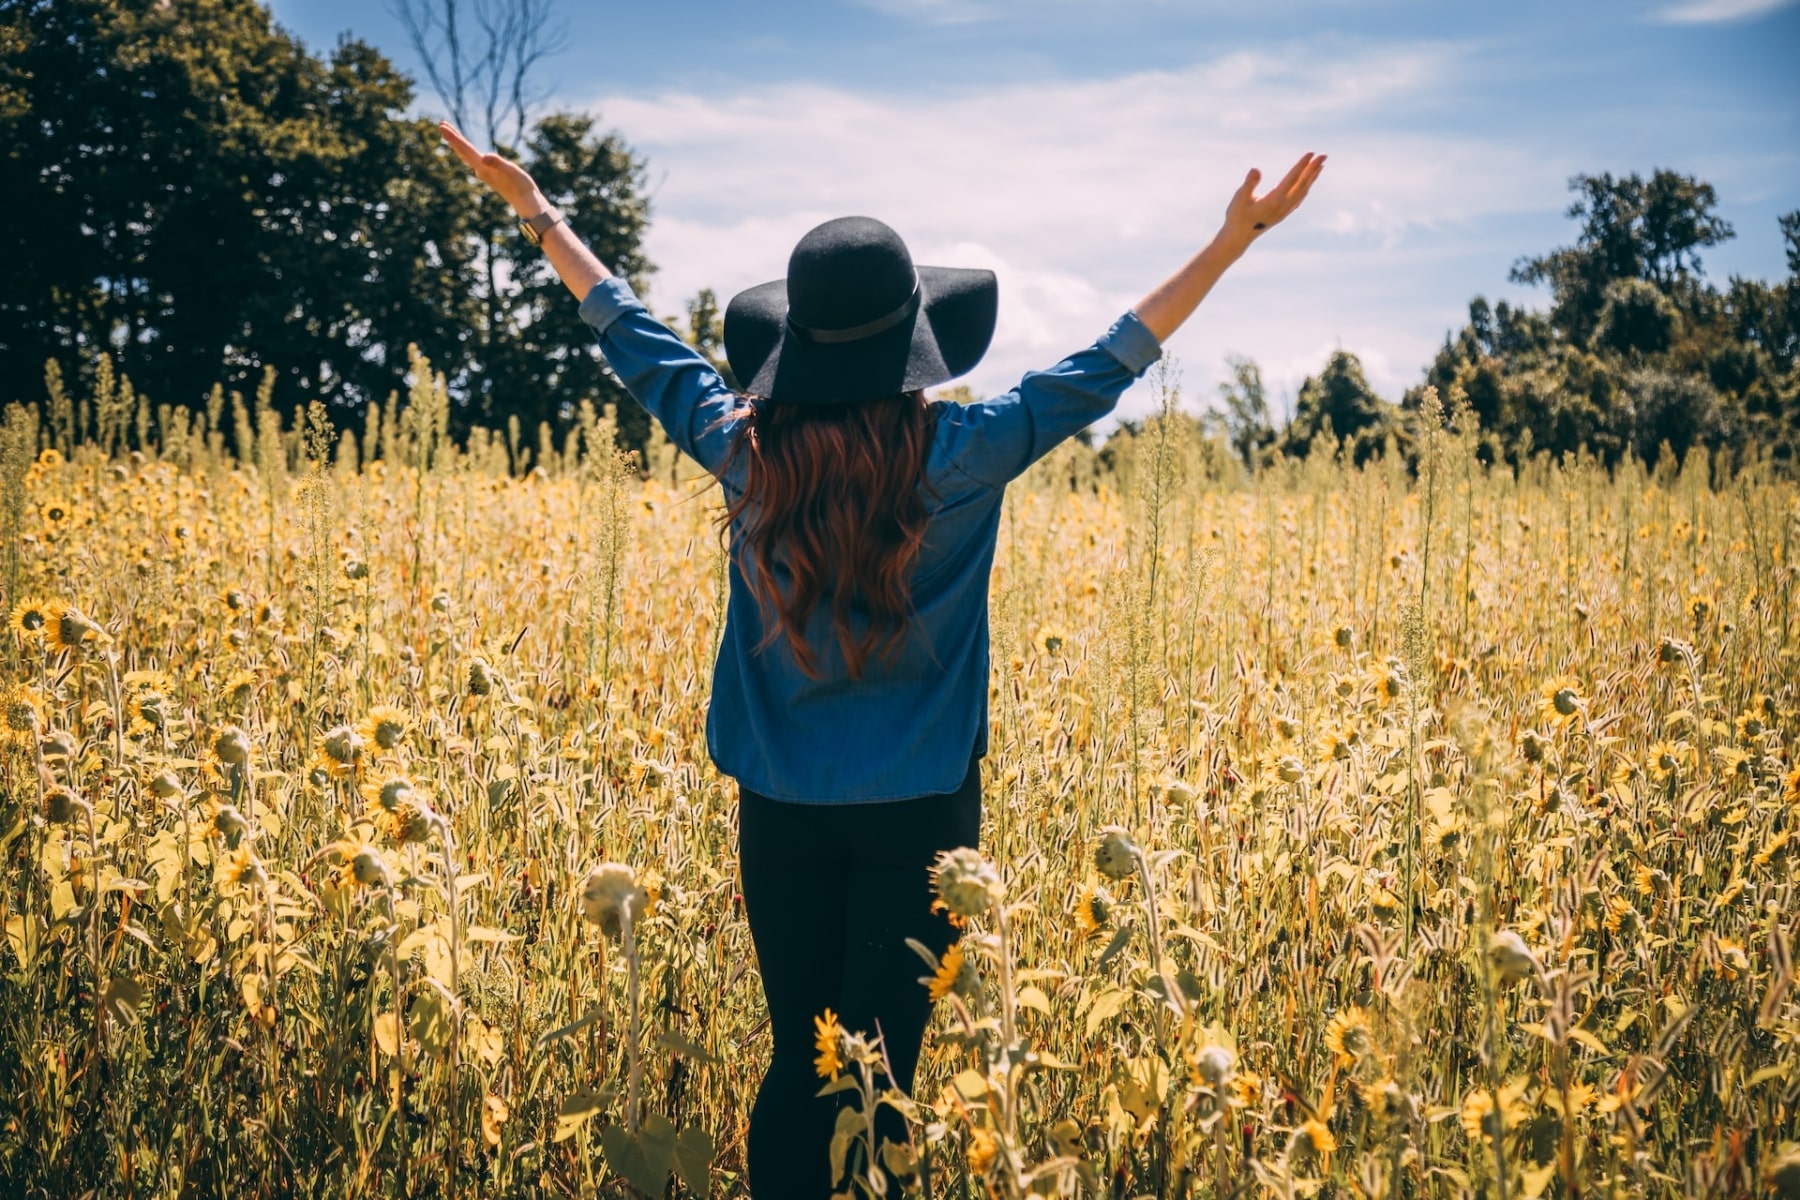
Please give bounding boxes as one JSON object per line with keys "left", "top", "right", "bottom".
{"left": 938, "top": 153, "right": 1325, "bottom": 489}
{"left": 439, "top": 123, "right": 742, "bottom": 475}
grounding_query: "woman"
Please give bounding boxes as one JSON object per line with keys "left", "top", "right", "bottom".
{"left": 441, "top": 120, "right": 1322, "bottom": 1195}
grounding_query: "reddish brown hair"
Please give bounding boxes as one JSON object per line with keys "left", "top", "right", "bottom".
{"left": 715, "top": 392, "right": 938, "bottom": 679}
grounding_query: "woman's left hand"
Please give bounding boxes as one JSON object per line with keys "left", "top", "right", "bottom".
{"left": 439, "top": 121, "right": 547, "bottom": 216}
{"left": 1222, "top": 152, "right": 1325, "bottom": 245}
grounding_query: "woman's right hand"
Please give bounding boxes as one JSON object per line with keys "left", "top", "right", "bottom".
{"left": 439, "top": 121, "right": 549, "bottom": 217}
{"left": 1221, "top": 152, "right": 1325, "bottom": 247}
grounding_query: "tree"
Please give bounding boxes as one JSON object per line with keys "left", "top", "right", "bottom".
{"left": 1510, "top": 170, "right": 1734, "bottom": 345}
{"left": 0, "top": 0, "right": 481, "bottom": 419}
{"left": 390, "top": 0, "right": 566, "bottom": 151}
{"left": 1281, "top": 350, "right": 1395, "bottom": 464}
{"left": 1593, "top": 278, "right": 1681, "bottom": 358}
{"left": 0, "top": 0, "right": 657, "bottom": 450}
{"left": 1215, "top": 354, "right": 1274, "bottom": 469}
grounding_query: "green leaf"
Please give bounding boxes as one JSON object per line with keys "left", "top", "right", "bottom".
{"left": 658, "top": 1029, "right": 720, "bottom": 1065}
{"left": 1095, "top": 925, "right": 1133, "bottom": 971}
{"left": 100, "top": 976, "right": 142, "bottom": 1025}
{"left": 827, "top": 1106, "right": 865, "bottom": 1188}
{"left": 551, "top": 1086, "right": 606, "bottom": 1143}
{"left": 600, "top": 1114, "right": 677, "bottom": 1196}
{"left": 1086, "top": 987, "right": 1127, "bottom": 1037}
{"left": 672, "top": 1125, "right": 714, "bottom": 1196}
{"left": 1016, "top": 985, "right": 1052, "bottom": 1015}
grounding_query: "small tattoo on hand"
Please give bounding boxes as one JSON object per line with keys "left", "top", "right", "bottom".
{"left": 1253, "top": 222, "right": 1267, "bottom": 230}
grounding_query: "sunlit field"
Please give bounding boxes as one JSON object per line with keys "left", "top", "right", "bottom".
{"left": 2, "top": 357, "right": 1797, "bottom": 1198}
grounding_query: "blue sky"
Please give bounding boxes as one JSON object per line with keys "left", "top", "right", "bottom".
{"left": 270, "top": 0, "right": 1800, "bottom": 420}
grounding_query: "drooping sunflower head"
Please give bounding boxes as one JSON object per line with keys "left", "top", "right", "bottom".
{"left": 212, "top": 725, "right": 252, "bottom": 767}
{"left": 44, "top": 602, "right": 108, "bottom": 652}
{"left": 316, "top": 725, "right": 364, "bottom": 779}
{"left": 1188, "top": 1042, "right": 1236, "bottom": 1088}
{"left": 1093, "top": 828, "right": 1139, "bottom": 881}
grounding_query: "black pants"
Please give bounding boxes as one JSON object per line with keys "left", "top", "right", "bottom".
{"left": 736, "top": 755, "right": 982, "bottom": 1198}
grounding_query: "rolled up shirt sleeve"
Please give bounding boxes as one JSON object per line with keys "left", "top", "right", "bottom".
{"left": 935, "top": 310, "right": 1163, "bottom": 490}
{"left": 577, "top": 277, "right": 744, "bottom": 477}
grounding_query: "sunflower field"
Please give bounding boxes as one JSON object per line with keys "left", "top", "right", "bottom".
{"left": 1, "top": 353, "right": 1798, "bottom": 1199}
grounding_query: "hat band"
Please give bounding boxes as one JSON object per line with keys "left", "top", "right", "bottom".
{"left": 786, "top": 278, "right": 921, "bottom": 345}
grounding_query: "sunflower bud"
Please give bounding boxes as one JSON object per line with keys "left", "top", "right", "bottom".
{"left": 931, "top": 846, "right": 1003, "bottom": 918}
{"left": 148, "top": 769, "right": 184, "bottom": 799}
{"left": 1094, "top": 828, "right": 1139, "bottom": 881}
{"left": 1487, "top": 929, "right": 1539, "bottom": 985}
{"left": 581, "top": 862, "right": 650, "bottom": 941}
{"left": 468, "top": 658, "right": 495, "bottom": 697}
{"left": 1192, "top": 1043, "right": 1235, "bottom": 1088}
{"left": 213, "top": 725, "right": 251, "bottom": 766}
{"left": 1277, "top": 756, "right": 1306, "bottom": 784}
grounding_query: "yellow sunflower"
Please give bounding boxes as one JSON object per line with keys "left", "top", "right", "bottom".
{"left": 7, "top": 598, "right": 52, "bottom": 641}
{"left": 1538, "top": 675, "right": 1585, "bottom": 728}
{"left": 812, "top": 1008, "right": 845, "bottom": 1079}
{"left": 1647, "top": 740, "right": 1693, "bottom": 780}
{"left": 926, "top": 942, "right": 969, "bottom": 1002}
{"left": 1323, "top": 1007, "right": 1374, "bottom": 1064}
{"left": 219, "top": 845, "right": 269, "bottom": 893}
{"left": 1293, "top": 1117, "right": 1337, "bottom": 1157}
{"left": 355, "top": 704, "right": 410, "bottom": 752}
{"left": 1075, "top": 882, "right": 1113, "bottom": 937}
{"left": 1784, "top": 765, "right": 1800, "bottom": 806}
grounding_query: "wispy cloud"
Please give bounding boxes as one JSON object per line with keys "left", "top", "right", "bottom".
{"left": 1656, "top": 0, "right": 1795, "bottom": 21}
{"left": 585, "top": 40, "right": 1575, "bottom": 415}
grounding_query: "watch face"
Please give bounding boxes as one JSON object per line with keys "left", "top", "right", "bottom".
{"left": 520, "top": 220, "right": 541, "bottom": 247}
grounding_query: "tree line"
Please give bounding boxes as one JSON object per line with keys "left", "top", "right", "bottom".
{"left": 3, "top": 1, "right": 1795, "bottom": 475}
{"left": 1207, "top": 171, "right": 1800, "bottom": 472}
{"left": 0, "top": 0, "right": 677, "bottom": 452}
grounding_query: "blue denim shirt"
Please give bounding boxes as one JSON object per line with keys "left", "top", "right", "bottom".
{"left": 578, "top": 277, "right": 1162, "bottom": 802}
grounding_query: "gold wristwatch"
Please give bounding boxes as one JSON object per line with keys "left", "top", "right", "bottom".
{"left": 517, "top": 206, "right": 566, "bottom": 248}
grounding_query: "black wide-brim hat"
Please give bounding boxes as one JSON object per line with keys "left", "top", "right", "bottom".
{"left": 723, "top": 216, "right": 998, "bottom": 406}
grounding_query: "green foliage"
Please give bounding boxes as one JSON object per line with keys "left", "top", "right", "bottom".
{"left": 1412, "top": 170, "right": 1798, "bottom": 469}
{"left": 0, "top": 0, "right": 655, "bottom": 448}
{"left": 1281, "top": 349, "right": 1399, "bottom": 465}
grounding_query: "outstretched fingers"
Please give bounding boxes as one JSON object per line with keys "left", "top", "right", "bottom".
{"left": 439, "top": 121, "right": 486, "bottom": 170}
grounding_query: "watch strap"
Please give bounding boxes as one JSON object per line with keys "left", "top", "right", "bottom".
{"left": 519, "top": 207, "right": 565, "bottom": 246}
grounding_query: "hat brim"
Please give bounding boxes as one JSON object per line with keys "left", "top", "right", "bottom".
{"left": 723, "top": 266, "right": 997, "bottom": 405}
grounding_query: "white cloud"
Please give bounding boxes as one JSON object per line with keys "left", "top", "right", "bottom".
{"left": 1656, "top": 0, "right": 1795, "bottom": 21}
{"left": 582, "top": 41, "right": 1577, "bottom": 420}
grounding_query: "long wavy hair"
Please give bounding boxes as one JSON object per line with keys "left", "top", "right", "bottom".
{"left": 714, "top": 391, "right": 938, "bottom": 680}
